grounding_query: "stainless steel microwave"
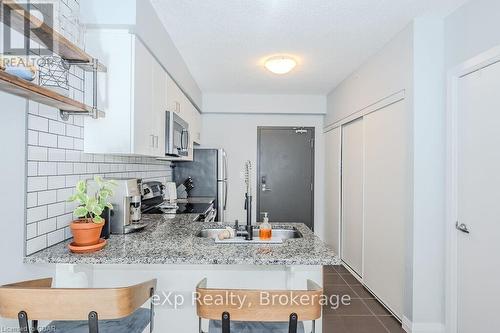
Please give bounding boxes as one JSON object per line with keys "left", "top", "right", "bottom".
{"left": 165, "top": 111, "right": 190, "bottom": 157}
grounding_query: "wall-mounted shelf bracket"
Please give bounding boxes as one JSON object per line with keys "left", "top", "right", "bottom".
{"left": 59, "top": 58, "right": 105, "bottom": 121}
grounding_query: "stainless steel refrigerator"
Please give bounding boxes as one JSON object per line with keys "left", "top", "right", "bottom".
{"left": 172, "top": 148, "right": 228, "bottom": 222}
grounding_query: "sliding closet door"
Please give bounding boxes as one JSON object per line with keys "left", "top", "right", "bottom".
{"left": 341, "top": 118, "right": 364, "bottom": 276}
{"left": 324, "top": 127, "right": 342, "bottom": 254}
{"left": 363, "top": 101, "right": 408, "bottom": 317}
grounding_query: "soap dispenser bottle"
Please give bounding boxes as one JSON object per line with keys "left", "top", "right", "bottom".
{"left": 259, "top": 212, "right": 272, "bottom": 240}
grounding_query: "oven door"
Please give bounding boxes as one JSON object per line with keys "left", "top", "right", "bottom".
{"left": 166, "top": 111, "right": 190, "bottom": 156}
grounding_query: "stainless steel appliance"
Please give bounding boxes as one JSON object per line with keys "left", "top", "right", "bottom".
{"left": 87, "top": 178, "right": 147, "bottom": 234}
{"left": 165, "top": 111, "right": 190, "bottom": 157}
{"left": 172, "top": 148, "right": 228, "bottom": 222}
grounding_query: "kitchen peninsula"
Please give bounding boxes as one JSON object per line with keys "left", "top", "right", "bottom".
{"left": 25, "top": 214, "right": 339, "bottom": 332}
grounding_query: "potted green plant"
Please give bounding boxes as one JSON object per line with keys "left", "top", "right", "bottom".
{"left": 68, "top": 176, "right": 115, "bottom": 247}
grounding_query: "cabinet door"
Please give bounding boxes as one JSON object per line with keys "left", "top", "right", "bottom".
{"left": 133, "top": 37, "right": 154, "bottom": 155}
{"left": 341, "top": 117, "right": 364, "bottom": 277}
{"left": 324, "top": 127, "right": 341, "bottom": 254}
{"left": 151, "top": 58, "right": 167, "bottom": 157}
{"left": 363, "top": 101, "right": 407, "bottom": 317}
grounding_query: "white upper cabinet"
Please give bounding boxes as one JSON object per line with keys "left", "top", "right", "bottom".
{"left": 84, "top": 29, "right": 199, "bottom": 158}
{"left": 84, "top": 30, "right": 165, "bottom": 157}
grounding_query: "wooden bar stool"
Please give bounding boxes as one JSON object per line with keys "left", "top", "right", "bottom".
{"left": 196, "top": 278, "right": 322, "bottom": 333}
{"left": 0, "top": 277, "right": 157, "bottom": 333}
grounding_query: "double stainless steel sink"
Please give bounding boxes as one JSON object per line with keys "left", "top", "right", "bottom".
{"left": 196, "top": 227, "right": 303, "bottom": 242}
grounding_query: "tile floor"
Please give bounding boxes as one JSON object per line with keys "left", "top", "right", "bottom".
{"left": 322, "top": 265, "right": 405, "bottom": 333}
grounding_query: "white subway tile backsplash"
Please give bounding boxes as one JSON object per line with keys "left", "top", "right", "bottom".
{"left": 57, "top": 162, "right": 74, "bottom": 175}
{"left": 38, "top": 132, "right": 58, "bottom": 148}
{"left": 48, "top": 202, "right": 66, "bottom": 218}
{"left": 47, "top": 176, "right": 66, "bottom": 190}
{"left": 27, "top": 193, "right": 38, "bottom": 208}
{"left": 38, "top": 162, "right": 58, "bottom": 176}
{"left": 47, "top": 229, "right": 65, "bottom": 246}
{"left": 26, "top": 223, "right": 37, "bottom": 239}
{"left": 74, "top": 138, "right": 84, "bottom": 150}
{"left": 28, "top": 130, "right": 38, "bottom": 145}
{"left": 38, "top": 105, "right": 59, "bottom": 120}
{"left": 65, "top": 175, "right": 80, "bottom": 187}
{"left": 57, "top": 188, "right": 73, "bottom": 202}
{"left": 28, "top": 146, "right": 48, "bottom": 161}
{"left": 27, "top": 177, "right": 47, "bottom": 192}
{"left": 58, "top": 136, "right": 74, "bottom": 149}
{"left": 66, "top": 124, "right": 81, "bottom": 138}
{"left": 28, "top": 115, "right": 48, "bottom": 132}
{"left": 56, "top": 213, "right": 73, "bottom": 229}
{"left": 66, "top": 150, "right": 81, "bottom": 162}
{"left": 38, "top": 190, "right": 57, "bottom": 205}
{"left": 48, "top": 148, "right": 66, "bottom": 162}
{"left": 49, "top": 120, "right": 66, "bottom": 135}
{"left": 27, "top": 162, "right": 38, "bottom": 176}
{"left": 26, "top": 235, "right": 47, "bottom": 255}
{"left": 28, "top": 101, "right": 39, "bottom": 115}
{"left": 27, "top": 206, "right": 47, "bottom": 223}
{"left": 38, "top": 218, "right": 57, "bottom": 234}
{"left": 73, "top": 163, "right": 87, "bottom": 174}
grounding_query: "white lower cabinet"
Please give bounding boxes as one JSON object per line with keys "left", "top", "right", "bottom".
{"left": 325, "top": 100, "right": 408, "bottom": 319}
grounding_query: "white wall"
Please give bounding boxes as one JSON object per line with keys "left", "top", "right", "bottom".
{"left": 445, "top": 0, "right": 500, "bottom": 71}
{"left": 325, "top": 26, "right": 413, "bottom": 126}
{"left": 0, "top": 92, "right": 53, "bottom": 328}
{"left": 201, "top": 95, "right": 326, "bottom": 239}
{"left": 203, "top": 94, "right": 326, "bottom": 115}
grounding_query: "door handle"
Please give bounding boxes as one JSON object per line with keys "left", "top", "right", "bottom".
{"left": 456, "top": 221, "right": 470, "bottom": 234}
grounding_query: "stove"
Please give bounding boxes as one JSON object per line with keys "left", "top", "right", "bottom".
{"left": 142, "top": 202, "right": 216, "bottom": 222}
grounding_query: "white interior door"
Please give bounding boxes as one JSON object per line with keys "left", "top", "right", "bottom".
{"left": 341, "top": 118, "right": 364, "bottom": 276}
{"left": 363, "top": 101, "right": 408, "bottom": 318}
{"left": 325, "top": 127, "right": 342, "bottom": 254}
{"left": 456, "top": 61, "right": 500, "bottom": 332}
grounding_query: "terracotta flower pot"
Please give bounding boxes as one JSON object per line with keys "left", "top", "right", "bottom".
{"left": 70, "top": 219, "right": 104, "bottom": 246}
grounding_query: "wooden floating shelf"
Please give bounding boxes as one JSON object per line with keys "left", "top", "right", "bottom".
{"left": 0, "top": 0, "right": 106, "bottom": 72}
{"left": 0, "top": 70, "right": 92, "bottom": 112}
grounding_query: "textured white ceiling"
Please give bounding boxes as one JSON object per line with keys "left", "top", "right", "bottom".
{"left": 151, "top": 0, "right": 467, "bottom": 95}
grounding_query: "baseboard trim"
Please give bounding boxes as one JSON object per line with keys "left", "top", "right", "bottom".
{"left": 402, "top": 316, "right": 445, "bottom": 333}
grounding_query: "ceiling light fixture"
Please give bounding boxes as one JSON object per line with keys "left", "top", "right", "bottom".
{"left": 264, "top": 56, "right": 297, "bottom": 74}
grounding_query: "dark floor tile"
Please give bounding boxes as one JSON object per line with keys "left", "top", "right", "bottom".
{"left": 363, "top": 299, "right": 393, "bottom": 316}
{"left": 323, "top": 299, "right": 372, "bottom": 316}
{"left": 341, "top": 273, "right": 362, "bottom": 286}
{"left": 334, "top": 265, "right": 351, "bottom": 274}
{"left": 324, "top": 273, "right": 348, "bottom": 286}
{"left": 324, "top": 284, "right": 357, "bottom": 299}
{"left": 378, "top": 316, "right": 405, "bottom": 333}
{"left": 349, "top": 285, "right": 375, "bottom": 299}
{"left": 323, "top": 315, "right": 389, "bottom": 333}
{"left": 324, "top": 265, "right": 337, "bottom": 274}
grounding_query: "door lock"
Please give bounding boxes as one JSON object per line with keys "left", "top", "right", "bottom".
{"left": 261, "top": 176, "right": 271, "bottom": 192}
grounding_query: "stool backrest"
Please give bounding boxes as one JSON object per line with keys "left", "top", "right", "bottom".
{"left": 196, "top": 278, "right": 322, "bottom": 322}
{"left": 0, "top": 278, "right": 157, "bottom": 321}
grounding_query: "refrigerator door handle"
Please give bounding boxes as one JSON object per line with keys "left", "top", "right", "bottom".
{"left": 224, "top": 181, "right": 228, "bottom": 210}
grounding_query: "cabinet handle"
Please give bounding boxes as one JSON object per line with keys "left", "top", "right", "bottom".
{"left": 150, "top": 134, "right": 155, "bottom": 148}
{"left": 154, "top": 136, "right": 159, "bottom": 148}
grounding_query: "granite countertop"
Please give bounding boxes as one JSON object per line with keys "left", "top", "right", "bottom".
{"left": 24, "top": 214, "right": 340, "bottom": 266}
{"left": 176, "top": 197, "right": 216, "bottom": 204}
